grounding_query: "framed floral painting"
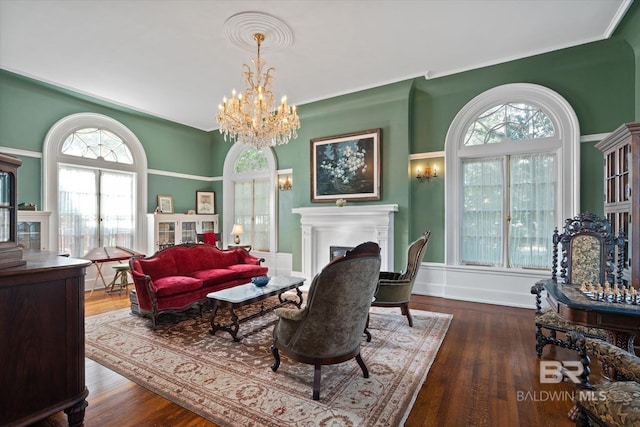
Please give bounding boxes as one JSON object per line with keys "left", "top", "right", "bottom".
{"left": 310, "top": 128, "right": 381, "bottom": 202}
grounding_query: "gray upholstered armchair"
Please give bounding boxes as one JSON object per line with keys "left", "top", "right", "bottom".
{"left": 270, "top": 241, "right": 381, "bottom": 400}
{"left": 568, "top": 332, "right": 640, "bottom": 427}
{"left": 372, "top": 231, "right": 430, "bottom": 327}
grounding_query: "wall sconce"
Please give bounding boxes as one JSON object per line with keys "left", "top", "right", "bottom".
{"left": 416, "top": 164, "right": 438, "bottom": 182}
{"left": 278, "top": 174, "right": 293, "bottom": 191}
{"left": 230, "top": 223, "right": 244, "bottom": 244}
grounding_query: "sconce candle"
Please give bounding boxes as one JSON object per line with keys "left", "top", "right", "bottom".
{"left": 278, "top": 175, "right": 292, "bottom": 191}
{"left": 416, "top": 163, "right": 439, "bottom": 182}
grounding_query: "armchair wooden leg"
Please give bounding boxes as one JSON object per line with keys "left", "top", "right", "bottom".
{"left": 270, "top": 346, "right": 280, "bottom": 372}
{"left": 355, "top": 353, "right": 369, "bottom": 379}
{"left": 313, "top": 365, "right": 321, "bottom": 400}
{"left": 364, "top": 313, "right": 372, "bottom": 342}
{"left": 401, "top": 303, "right": 413, "bottom": 327}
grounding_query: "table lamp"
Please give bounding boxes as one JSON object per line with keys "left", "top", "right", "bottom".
{"left": 231, "top": 224, "right": 244, "bottom": 244}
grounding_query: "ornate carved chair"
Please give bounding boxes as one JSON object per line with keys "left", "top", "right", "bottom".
{"left": 270, "top": 242, "right": 381, "bottom": 400}
{"left": 568, "top": 332, "right": 640, "bottom": 427}
{"left": 531, "top": 212, "right": 622, "bottom": 356}
{"left": 372, "top": 231, "right": 430, "bottom": 327}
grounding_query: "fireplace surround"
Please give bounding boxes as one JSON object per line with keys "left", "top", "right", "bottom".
{"left": 292, "top": 204, "right": 397, "bottom": 278}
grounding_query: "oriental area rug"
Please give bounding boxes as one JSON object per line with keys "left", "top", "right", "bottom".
{"left": 85, "top": 299, "right": 452, "bottom": 427}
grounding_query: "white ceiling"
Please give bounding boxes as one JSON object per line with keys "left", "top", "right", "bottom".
{"left": 0, "top": 0, "right": 633, "bottom": 132}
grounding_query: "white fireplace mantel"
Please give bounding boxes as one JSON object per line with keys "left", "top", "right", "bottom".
{"left": 292, "top": 204, "right": 398, "bottom": 278}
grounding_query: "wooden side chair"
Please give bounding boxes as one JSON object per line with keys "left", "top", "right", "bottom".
{"left": 531, "top": 212, "right": 623, "bottom": 357}
{"left": 568, "top": 332, "right": 640, "bottom": 427}
{"left": 270, "top": 242, "right": 381, "bottom": 400}
{"left": 372, "top": 231, "right": 430, "bottom": 327}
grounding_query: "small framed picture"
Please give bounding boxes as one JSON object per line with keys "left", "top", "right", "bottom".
{"left": 196, "top": 191, "right": 215, "bottom": 214}
{"left": 157, "top": 194, "right": 174, "bottom": 214}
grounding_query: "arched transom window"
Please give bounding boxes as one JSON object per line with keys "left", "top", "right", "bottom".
{"left": 464, "top": 103, "right": 555, "bottom": 146}
{"left": 61, "top": 128, "right": 133, "bottom": 163}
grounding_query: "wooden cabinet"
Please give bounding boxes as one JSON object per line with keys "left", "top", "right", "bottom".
{"left": 595, "top": 122, "right": 639, "bottom": 288}
{"left": 17, "top": 211, "right": 51, "bottom": 251}
{"left": 147, "top": 213, "right": 219, "bottom": 254}
{"left": 0, "top": 250, "right": 91, "bottom": 427}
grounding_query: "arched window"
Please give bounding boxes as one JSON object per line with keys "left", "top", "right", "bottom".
{"left": 445, "top": 83, "right": 579, "bottom": 270}
{"left": 43, "top": 113, "right": 147, "bottom": 257}
{"left": 223, "top": 143, "right": 277, "bottom": 252}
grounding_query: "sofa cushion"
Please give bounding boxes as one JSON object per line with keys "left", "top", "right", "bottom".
{"left": 154, "top": 276, "right": 203, "bottom": 297}
{"left": 138, "top": 255, "right": 178, "bottom": 280}
{"left": 228, "top": 263, "right": 269, "bottom": 279}
{"left": 212, "top": 249, "right": 240, "bottom": 268}
{"left": 190, "top": 268, "right": 238, "bottom": 286}
{"left": 169, "top": 245, "right": 212, "bottom": 275}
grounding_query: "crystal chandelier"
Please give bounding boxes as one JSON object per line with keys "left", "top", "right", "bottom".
{"left": 216, "top": 33, "right": 300, "bottom": 149}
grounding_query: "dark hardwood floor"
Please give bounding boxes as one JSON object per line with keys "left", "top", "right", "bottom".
{"left": 31, "top": 291, "right": 597, "bottom": 427}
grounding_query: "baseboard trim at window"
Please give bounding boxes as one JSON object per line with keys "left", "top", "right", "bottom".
{"left": 412, "top": 262, "right": 546, "bottom": 308}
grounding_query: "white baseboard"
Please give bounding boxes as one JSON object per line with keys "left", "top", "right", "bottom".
{"left": 412, "top": 262, "right": 547, "bottom": 308}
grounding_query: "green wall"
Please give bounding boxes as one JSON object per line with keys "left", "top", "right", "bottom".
{"left": 0, "top": 70, "right": 215, "bottom": 214}
{"left": 1, "top": 3, "right": 638, "bottom": 271}
{"left": 408, "top": 36, "right": 636, "bottom": 262}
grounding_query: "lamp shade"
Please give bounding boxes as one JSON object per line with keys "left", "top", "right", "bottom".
{"left": 231, "top": 224, "right": 244, "bottom": 235}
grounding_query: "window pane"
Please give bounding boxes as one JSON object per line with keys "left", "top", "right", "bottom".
{"left": 462, "top": 159, "right": 503, "bottom": 266}
{"left": 253, "top": 179, "right": 270, "bottom": 251}
{"left": 509, "top": 153, "right": 556, "bottom": 269}
{"left": 234, "top": 181, "right": 253, "bottom": 245}
{"left": 58, "top": 166, "right": 98, "bottom": 257}
{"left": 101, "top": 171, "right": 135, "bottom": 249}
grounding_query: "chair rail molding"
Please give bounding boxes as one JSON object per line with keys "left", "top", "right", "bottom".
{"left": 292, "top": 204, "right": 397, "bottom": 278}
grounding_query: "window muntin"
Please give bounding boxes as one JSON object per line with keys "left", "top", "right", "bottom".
{"left": 61, "top": 128, "right": 133, "bottom": 164}
{"left": 464, "top": 103, "right": 555, "bottom": 146}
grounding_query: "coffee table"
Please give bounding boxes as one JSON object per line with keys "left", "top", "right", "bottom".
{"left": 207, "top": 276, "right": 305, "bottom": 341}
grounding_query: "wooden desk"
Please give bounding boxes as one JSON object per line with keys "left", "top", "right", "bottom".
{"left": 84, "top": 246, "right": 143, "bottom": 294}
{"left": 543, "top": 279, "right": 640, "bottom": 351}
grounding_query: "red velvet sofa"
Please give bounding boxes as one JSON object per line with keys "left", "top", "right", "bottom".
{"left": 129, "top": 243, "right": 268, "bottom": 328}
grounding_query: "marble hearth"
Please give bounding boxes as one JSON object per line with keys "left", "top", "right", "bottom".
{"left": 292, "top": 204, "right": 398, "bottom": 278}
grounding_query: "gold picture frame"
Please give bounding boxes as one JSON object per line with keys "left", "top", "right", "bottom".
{"left": 310, "top": 128, "right": 381, "bottom": 202}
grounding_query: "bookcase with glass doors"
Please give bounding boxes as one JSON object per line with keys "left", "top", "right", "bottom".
{"left": 17, "top": 211, "right": 51, "bottom": 251}
{"left": 595, "top": 122, "right": 639, "bottom": 288}
{"left": 147, "top": 213, "right": 218, "bottom": 254}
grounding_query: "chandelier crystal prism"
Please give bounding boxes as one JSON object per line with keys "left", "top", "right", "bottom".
{"left": 216, "top": 33, "right": 300, "bottom": 149}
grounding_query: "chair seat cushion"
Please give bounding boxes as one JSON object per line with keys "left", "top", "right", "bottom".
{"left": 535, "top": 307, "right": 606, "bottom": 338}
{"left": 577, "top": 381, "right": 640, "bottom": 427}
{"left": 190, "top": 268, "right": 238, "bottom": 286}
